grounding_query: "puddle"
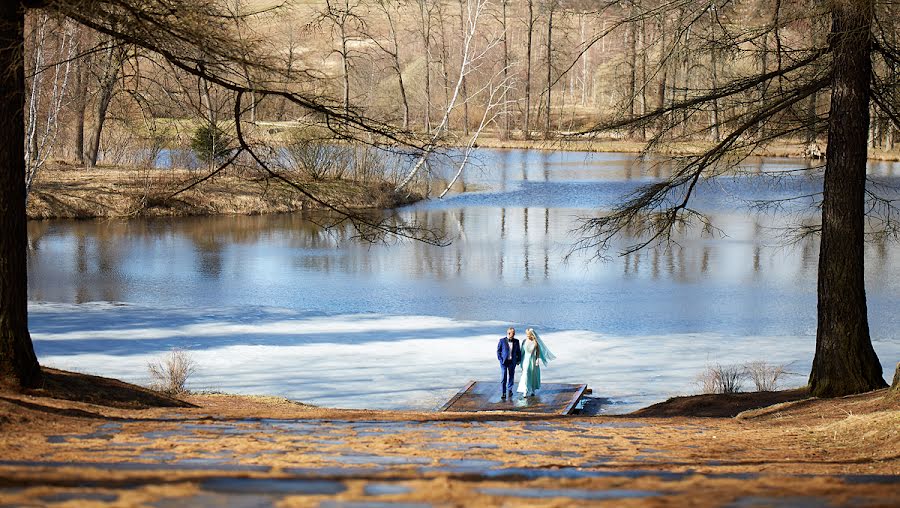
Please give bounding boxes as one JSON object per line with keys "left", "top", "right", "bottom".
{"left": 39, "top": 492, "right": 119, "bottom": 503}
{"left": 725, "top": 496, "right": 833, "bottom": 508}
{"left": 320, "top": 503, "right": 431, "bottom": 508}
{"left": 582, "top": 457, "right": 613, "bottom": 466}
{"left": 478, "top": 487, "right": 663, "bottom": 500}
{"left": 840, "top": 474, "right": 900, "bottom": 485}
{"left": 478, "top": 467, "right": 691, "bottom": 481}
{"left": 175, "top": 457, "right": 236, "bottom": 467}
{"left": 422, "top": 442, "right": 498, "bottom": 450}
{"left": 137, "top": 450, "right": 177, "bottom": 462}
{"left": 201, "top": 477, "right": 346, "bottom": 495}
{"left": 363, "top": 483, "right": 413, "bottom": 496}
{"left": 591, "top": 422, "right": 646, "bottom": 429}
{"left": 47, "top": 431, "right": 117, "bottom": 443}
{"left": 318, "top": 455, "right": 431, "bottom": 466}
{"left": 283, "top": 467, "right": 386, "bottom": 477}
{"left": 439, "top": 458, "right": 503, "bottom": 468}
{"left": 153, "top": 492, "right": 277, "bottom": 508}
{"left": 312, "top": 440, "right": 347, "bottom": 446}
{"left": 261, "top": 421, "right": 321, "bottom": 433}
{"left": 142, "top": 430, "right": 191, "bottom": 440}
{"left": 511, "top": 450, "right": 580, "bottom": 457}
{"left": 0, "top": 460, "right": 270, "bottom": 473}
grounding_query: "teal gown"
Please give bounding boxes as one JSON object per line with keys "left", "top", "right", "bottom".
{"left": 517, "top": 340, "right": 542, "bottom": 395}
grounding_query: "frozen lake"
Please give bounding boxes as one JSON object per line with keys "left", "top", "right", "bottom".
{"left": 27, "top": 150, "right": 900, "bottom": 412}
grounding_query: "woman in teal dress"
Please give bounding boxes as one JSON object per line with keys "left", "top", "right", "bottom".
{"left": 517, "top": 328, "right": 555, "bottom": 397}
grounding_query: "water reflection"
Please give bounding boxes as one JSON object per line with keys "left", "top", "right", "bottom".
{"left": 26, "top": 150, "right": 900, "bottom": 339}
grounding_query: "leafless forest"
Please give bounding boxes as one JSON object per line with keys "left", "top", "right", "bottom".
{"left": 24, "top": 0, "right": 899, "bottom": 188}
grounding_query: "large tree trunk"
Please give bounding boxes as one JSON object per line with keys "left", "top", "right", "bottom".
{"left": 0, "top": 2, "right": 41, "bottom": 389}
{"left": 809, "top": 0, "right": 886, "bottom": 397}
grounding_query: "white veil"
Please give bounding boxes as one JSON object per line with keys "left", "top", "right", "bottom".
{"left": 527, "top": 328, "right": 556, "bottom": 366}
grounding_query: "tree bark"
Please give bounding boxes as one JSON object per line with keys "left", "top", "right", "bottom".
{"left": 809, "top": 0, "right": 886, "bottom": 397}
{"left": 0, "top": 1, "right": 41, "bottom": 389}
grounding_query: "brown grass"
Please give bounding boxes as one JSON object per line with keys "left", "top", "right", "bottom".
{"left": 26, "top": 163, "right": 421, "bottom": 220}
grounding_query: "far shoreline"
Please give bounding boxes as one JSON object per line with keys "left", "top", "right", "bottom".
{"left": 25, "top": 140, "right": 900, "bottom": 221}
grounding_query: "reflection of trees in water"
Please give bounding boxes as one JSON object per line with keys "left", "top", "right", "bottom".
{"left": 29, "top": 203, "right": 887, "bottom": 298}
{"left": 27, "top": 220, "right": 122, "bottom": 303}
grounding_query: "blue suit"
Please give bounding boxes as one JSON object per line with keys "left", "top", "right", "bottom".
{"left": 497, "top": 337, "right": 521, "bottom": 395}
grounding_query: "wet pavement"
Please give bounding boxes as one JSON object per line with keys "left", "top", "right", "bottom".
{"left": 1, "top": 412, "right": 898, "bottom": 507}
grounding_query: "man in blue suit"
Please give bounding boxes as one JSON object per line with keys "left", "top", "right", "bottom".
{"left": 497, "top": 327, "right": 521, "bottom": 399}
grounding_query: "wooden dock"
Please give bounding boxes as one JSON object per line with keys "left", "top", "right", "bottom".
{"left": 439, "top": 380, "right": 589, "bottom": 415}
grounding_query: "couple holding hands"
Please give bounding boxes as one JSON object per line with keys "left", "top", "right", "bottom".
{"left": 496, "top": 327, "right": 555, "bottom": 400}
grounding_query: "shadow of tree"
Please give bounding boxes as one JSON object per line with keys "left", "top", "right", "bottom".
{"left": 629, "top": 388, "right": 810, "bottom": 418}
{"left": 22, "top": 367, "right": 195, "bottom": 409}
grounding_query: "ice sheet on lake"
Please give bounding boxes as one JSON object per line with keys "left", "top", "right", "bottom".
{"left": 29, "top": 302, "right": 900, "bottom": 413}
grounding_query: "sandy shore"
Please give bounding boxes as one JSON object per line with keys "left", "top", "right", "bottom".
{"left": 0, "top": 368, "right": 897, "bottom": 506}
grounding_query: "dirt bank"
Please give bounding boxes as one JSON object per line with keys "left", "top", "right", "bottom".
{"left": 26, "top": 164, "right": 420, "bottom": 220}
{"left": 0, "top": 368, "right": 897, "bottom": 507}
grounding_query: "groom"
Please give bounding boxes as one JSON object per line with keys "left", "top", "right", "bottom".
{"left": 496, "top": 327, "right": 521, "bottom": 400}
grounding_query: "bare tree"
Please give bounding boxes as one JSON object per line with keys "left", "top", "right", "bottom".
{"left": 84, "top": 38, "right": 127, "bottom": 167}
{"left": 24, "top": 13, "right": 76, "bottom": 196}
{"left": 500, "top": 0, "right": 511, "bottom": 139}
{"left": 322, "top": 0, "right": 365, "bottom": 116}
{"left": 373, "top": 0, "right": 411, "bottom": 129}
{"left": 524, "top": 0, "right": 536, "bottom": 139}
{"left": 395, "top": 0, "right": 504, "bottom": 190}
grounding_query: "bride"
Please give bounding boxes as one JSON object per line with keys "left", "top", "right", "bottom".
{"left": 517, "top": 328, "right": 555, "bottom": 397}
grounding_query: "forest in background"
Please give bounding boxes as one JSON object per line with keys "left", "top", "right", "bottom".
{"left": 24, "top": 0, "right": 900, "bottom": 190}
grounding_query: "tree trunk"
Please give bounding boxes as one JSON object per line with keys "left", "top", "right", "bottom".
{"left": 708, "top": 8, "right": 720, "bottom": 142}
{"left": 420, "top": 0, "right": 432, "bottom": 132}
{"left": 458, "top": 0, "right": 469, "bottom": 136}
{"left": 73, "top": 47, "right": 90, "bottom": 165}
{"left": 85, "top": 44, "right": 122, "bottom": 167}
{"left": 524, "top": 0, "right": 533, "bottom": 140}
{"left": 0, "top": 1, "right": 41, "bottom": 389}
{"left": 501, "top": 0, "right": 509, "bottom": 139}
{"left": 544, "top": 5, "right": 552, "bottom": 139}
{"left": 384, "top": 8, "right": 409, "bottom": 130}
{"left": 639, "top": 14, "right": 647, "bottom": 141}
{"left": 809, "top": 0, "right": 886, "bottom": 397}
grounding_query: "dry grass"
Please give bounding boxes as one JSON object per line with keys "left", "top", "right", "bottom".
{"left": 745, "top": 361, "right": 791, "bottom": 392}
{"left": 26, "top": 163, "right": 420, "bottom": 220}
{"left": 147, "top": 349, "right": 197, "bottom": 396}
{"left": 697, "top": 364, "right": 746, "bottom": 394}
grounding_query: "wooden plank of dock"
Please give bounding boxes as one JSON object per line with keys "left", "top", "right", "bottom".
{"left": 440, "top": 380, "right": 589, "bottom": 415}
